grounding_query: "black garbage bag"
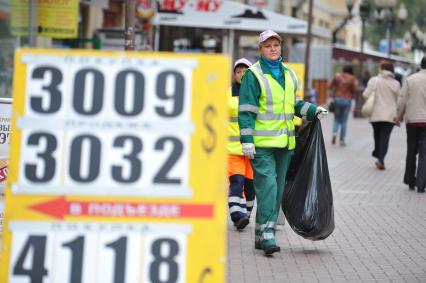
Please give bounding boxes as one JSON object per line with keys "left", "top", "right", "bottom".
{"left": 282, "top": 118, "right": 334, "bottom": 240}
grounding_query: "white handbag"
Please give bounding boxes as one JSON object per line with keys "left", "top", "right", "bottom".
{"left": 361, "top": 78, "right": 378, "bottom": 117}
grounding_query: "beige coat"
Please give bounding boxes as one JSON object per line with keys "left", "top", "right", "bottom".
{"left": 362, "top": 70, "right": 399, "bottom": 123}
{"left": 397, "top": 69, "right": 426, "bottom": 123}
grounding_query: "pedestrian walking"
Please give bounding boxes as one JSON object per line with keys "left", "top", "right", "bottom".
{"left": 363, "top": 62, "right": 400, "bottom": 170}
{"left": 238, "top": 29, "right": 328, "bottom": 256}
{"left": 227, "top": 58, "right": 256, "bottom": 230}
{"left": 329, "top": 65, "right": 357, "bottom": 146}
{"left": 396, "top": 56, "right": 426, "bottom": 193}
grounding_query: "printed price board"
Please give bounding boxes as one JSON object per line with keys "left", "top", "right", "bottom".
{"left": 0, "top": 49, "right": 230, "bottom": 283}
{"left": 9, "top": 222, "right": 189, "bottom": 283}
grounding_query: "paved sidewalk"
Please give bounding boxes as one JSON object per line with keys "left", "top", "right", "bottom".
{"left": 227, "top": 114, "right": 426, "bottom": 283}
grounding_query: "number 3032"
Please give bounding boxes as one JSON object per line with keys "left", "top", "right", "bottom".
{"left": 22, "top": 131, "right": 185, "bottom": 185}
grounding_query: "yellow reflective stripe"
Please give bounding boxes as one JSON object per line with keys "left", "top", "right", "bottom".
{"left": 228, "top": 196, "right": 246, "bottom": 204}
{"left": 286, "top": 67, "right": 298, "bottom": 97}
{"left": 241, "top": 128, "right": 295, "bottom": 137}
{"left": 255, "top": 221, "right": 276, "bottom": 230}
{"left": 253, "top": 63, "right": 274, "bottom": 112}
{"left": 239, "top": 104, "right": 259, "bottom": 113}
{"left": 257, "top": 113, "right": 294, "bottom": 121}
{"left": 228, "top": 136, "right": 240, "bottom": 142}
{"left": 262, "top": 233, "right": 275, "bottom": 240}
{"left": 240, "top": 128, "right": 254, "bottom": 135}
{"left": 300, "top": 102, "right": 312, "bottom": 116}
{"left": 229, "top": 117, "right": 238, "bottom": 122}
{"left": 229, "top": 206, "right": 247, "bottom": 213}
{"left": 255, "top": 233, "right": 275, "bottom": 241}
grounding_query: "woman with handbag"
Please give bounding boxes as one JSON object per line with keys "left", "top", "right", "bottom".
{"left": 362, "top": 62, "right": 400, "bottom": 170}
{"left": 329, "top": 65, "right": 357, "bottom": 146}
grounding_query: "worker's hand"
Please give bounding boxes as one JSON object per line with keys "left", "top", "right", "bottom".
{"left": 242, "top": 143, "right": 256, "bottom": 159}
{"left": 315, "top": 106, "right": 328, "bottom": 120}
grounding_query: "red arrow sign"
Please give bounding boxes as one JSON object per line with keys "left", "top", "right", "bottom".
{"left": 30, "top": 197, "right": 214, "bottom": 220}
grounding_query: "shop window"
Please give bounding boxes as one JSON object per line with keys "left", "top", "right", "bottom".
{"left": 103, "top": 2, "right": 124, "bottom": 28}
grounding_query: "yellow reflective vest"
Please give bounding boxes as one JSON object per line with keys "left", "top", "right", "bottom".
{"left": 227, "top": 89, "right": 243, "bottom": 155}
{"left": 242, "top": 62, "right": 296, "bottom": 149}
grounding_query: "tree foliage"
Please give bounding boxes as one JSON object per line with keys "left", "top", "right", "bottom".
{"left": 364, "top": 0, "right": 426, "bottom": 51}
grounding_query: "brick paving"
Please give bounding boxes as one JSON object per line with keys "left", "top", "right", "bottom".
{"left": 227, "top": 114, "right": 426, "bottom": 283}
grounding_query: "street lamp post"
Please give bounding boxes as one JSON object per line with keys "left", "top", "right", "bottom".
{"left": 354, "top": 0, "right": 371, "bottom": 118}
{"left": 332, "top": 0, "right": 355, "bottom": 44}
{"left": 124, "top": 0, "right": 136, "bottom": 50}
{"left": 409, "top": 24, "right": 426, "bottom": 52}
{"left": 359, "top": 0, "right": 371, "bottom": 76}
{"left": 303, "top": 0, "right": 314, "bottom": 102}
{"left": 374, "top": 0, "right": 407, "bottom": 58}
{"left": 405, "top": 25, "right": 426, "bottom": 63}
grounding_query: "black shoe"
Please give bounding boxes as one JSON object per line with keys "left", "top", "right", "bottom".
{"left": 254, "top": 241, "right": 262, "bottom": 250}
{"left": 375, "top": 161, "right": 385, "bottom": 170}
{"left": 264, "top": 245, "right": 280, "bottom": 256}
{"left": 331, "top": 135, "right": 336, "bottom": 145}
{"left": 418, "top": 187, "right": 425, "bottom": 193}
{"left": 409, "top": 185, "right": 415, "bottom": 191}
{"left": 235, "top": 217, "right": 249, "bottom": 230}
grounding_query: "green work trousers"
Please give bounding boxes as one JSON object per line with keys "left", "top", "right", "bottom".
{"left": 250, "top": 147, "right": 293, "bottom": 249}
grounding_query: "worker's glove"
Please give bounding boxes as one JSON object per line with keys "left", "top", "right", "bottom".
{"left": 242, "top": 143, "right": 256, "bottom": 159}
{"left": 315, "top": 106, "right": 328, "bottom": 120}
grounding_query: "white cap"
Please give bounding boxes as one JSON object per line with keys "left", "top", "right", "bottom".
{"left": 258, "top": 30, "right": 282, "bottom": 44}
{"left": 233, "top": 58, "right": 252, "bottom": 69}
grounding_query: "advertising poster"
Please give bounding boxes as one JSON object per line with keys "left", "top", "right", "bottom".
{"left": 0, "top": 98, "right": 11, "bottom": 189}
{"left": 0, "top": 98, "right": 11, "bottom": 243}
{"left": 11, "top": 0, "right": 79, "bottom": 38}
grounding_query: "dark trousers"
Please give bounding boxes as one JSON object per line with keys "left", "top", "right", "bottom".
{"left": 404, "top": 125, "right": 426, "bottom": 189}
{"left": 371, "top": 122, "right": 394, "bottom": 163}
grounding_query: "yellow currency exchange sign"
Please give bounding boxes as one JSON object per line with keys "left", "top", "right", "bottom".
{"left": 0, "top": 48, "right": 229, "bottom": 283}
{"left": 285, "top": 63, "right": 305, "bottom": 126}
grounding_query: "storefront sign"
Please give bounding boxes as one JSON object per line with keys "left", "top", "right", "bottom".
{"left": 0, "top": 98, "right": 11, "bottom": 242}
{"left": 248, "top": 0, "right": 276, "bottom": 11}
{"left": 11, "top": 0, "right": 79, "bottom": 38}
{"left": 154, "top": 0, "right": 309, "bottom": 35}
{"left": 0, "top": 98, "right": 11, "bottom": 190}
{"left": 0, "top": 48, "right": 229, "bottom": 283}
{"left": 0, "top": 0, "right": 9, "bottom": 19}
{"left": 80, "top": 0, "right": 108, "bottom": 9}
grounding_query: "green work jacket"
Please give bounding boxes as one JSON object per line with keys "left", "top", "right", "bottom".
{"left": 238, "top": 57, "right": 318, "bottom": 148}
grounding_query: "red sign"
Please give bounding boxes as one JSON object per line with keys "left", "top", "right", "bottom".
{"left": 158, "top": 0, "right": 186, "bottom": 12}
{"left": 0, "top": 166, "right": 7, "bottom": 183}
{"left": 30, "top": 197, "right": 214, "bottom": 220}
{"left": 158, "top": 0, "right": 222, "bottom": 13}
{"left": 196, "top": 0, "right": 221, "bottom": 12}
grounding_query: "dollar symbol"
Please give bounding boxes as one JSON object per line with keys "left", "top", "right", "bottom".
{"left": 202, "top": 105, "right": 216, "bottom": 154}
